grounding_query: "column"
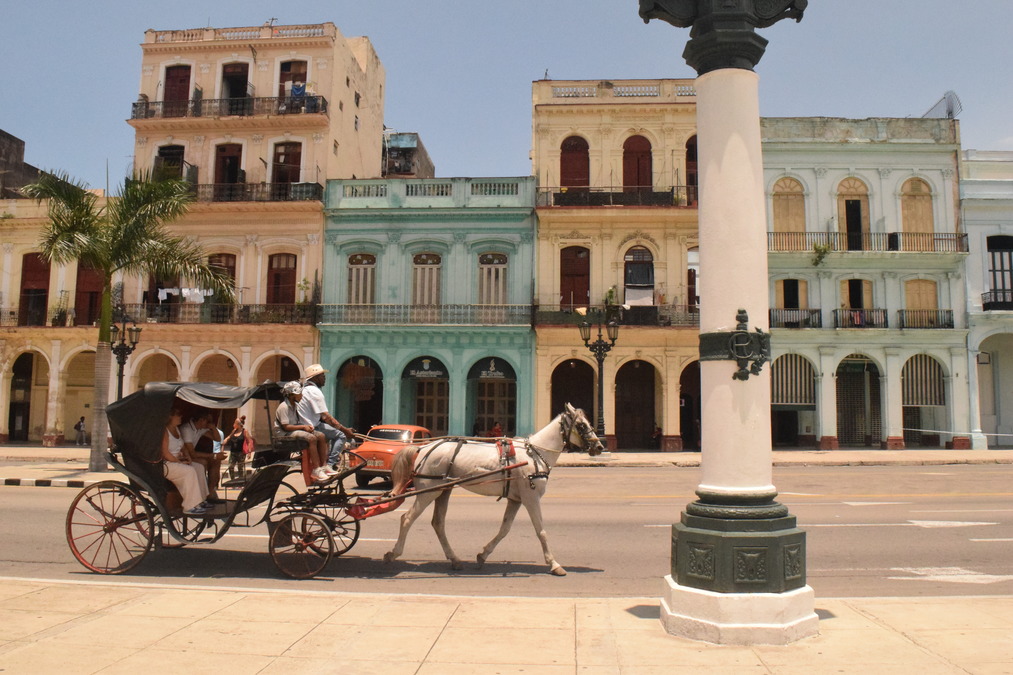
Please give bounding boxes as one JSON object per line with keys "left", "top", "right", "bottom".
{"left": 881, "top": 348, "right": 905, "bottom": 449}
{"left": 817, "top": 347, "right": 839, "bottom": 449}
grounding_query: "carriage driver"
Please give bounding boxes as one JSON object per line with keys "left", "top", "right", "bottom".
{"left": 276, "top": 381, "right": 337, "bottom": 483}
{"left": 298, "top": 364, "right": 356, "bottom": 471}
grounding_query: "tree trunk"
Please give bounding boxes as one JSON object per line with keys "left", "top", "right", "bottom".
{"left": 89, "top": 284, "right": 115, "bottom": 473}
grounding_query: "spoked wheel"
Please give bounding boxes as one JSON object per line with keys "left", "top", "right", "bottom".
{"left": 270, "top": 512, "right": 334, "bottom": 579}
{"left": 66, "top": 481, "right": 154, "bottom": 574}
{"left": 316, "top": 505, "right": 361, "bottom": 555}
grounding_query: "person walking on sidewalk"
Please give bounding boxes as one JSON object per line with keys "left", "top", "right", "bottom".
{"left": 74, "top": 416, "right": 87, "bottom": 446}
{"left": 298, "top": 364, "right": 356, "bottom": 470}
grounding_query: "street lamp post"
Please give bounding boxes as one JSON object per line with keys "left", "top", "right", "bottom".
{"left": 578, "top": 311, "right": 619, "bottom": 437}
{"left": 110, "top": 306, "right": 142, "bottom": 400}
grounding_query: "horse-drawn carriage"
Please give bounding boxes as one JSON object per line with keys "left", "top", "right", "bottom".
{"left": 65, "top": 381, "right": 604, "bottom": 579}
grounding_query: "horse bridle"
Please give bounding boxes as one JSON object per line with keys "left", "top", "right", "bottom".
{"left": 560, "top": 408, "right": 599, "bottom": 454}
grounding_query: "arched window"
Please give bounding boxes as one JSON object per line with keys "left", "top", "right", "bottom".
{"left": 901, "top": 178, "right": 934, "bottom": 251}
{"left": 412, "top": 253, "right": 442, "bottom": 306}
{"left": 902, "top": 354, "right": 945, "bottom": 407}
{"left": 478, "top": 253, "right": 508, "bottom": 305}
{"left": 560, "top": 136, "right": 589, "bottom": 188}
{"left": 772, "top": 177, "right": 806, "bottom": 250}
{"left": 837, "top": 178, "right": 870, "bottom": 251}
{"left": 267, "top": 253, "right": 297, "bottom": 304}
{"left": 347, "top": 253, "right": 376, "bottom": 304}
{"left": 623, "top": 135, "right": 652, "bottom": 193}
{"left": 623, "top": 246, "right": 654, "bottom": 306}
{"left": 685, "top": 135, "right": 698, "bottom": 205}
{"left": 560, "top": 246, "right": 590, "bottom": 308}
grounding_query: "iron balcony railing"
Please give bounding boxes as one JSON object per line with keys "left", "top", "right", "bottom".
{"left": 131, "top": 95, "right": 328, "bottom": 120}
{"left": 192, "top": 182, "right": 323, "bottom": 203}
{"left": 533, "top": 304, "right": 700, "bottom": 328}
{"left": 536, "top": 186, "right": 697, "bottom": 208}
{"left": 768, "top": 231, "right": 967, "bottom": 253}
{"left": 769, "top": 308, "right": 822, "bottom": 329}
{"left": 317, "top": 304, "right": 532, "bottom": 326}
{"left": 124, "top": 303, "right": 317, "bottom": 325}
{"left": 833, "top": 308, "right": 888, "bottom": 329}
{"left": 897, "top": 309, "right": 954, "bottom": 329}
{"left": 982, "top": 290, "right": 1013, "bottom": 311}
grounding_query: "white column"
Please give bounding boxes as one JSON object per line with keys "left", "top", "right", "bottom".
{"left": 696, "top": 69, "right": 773, "bottom": 501}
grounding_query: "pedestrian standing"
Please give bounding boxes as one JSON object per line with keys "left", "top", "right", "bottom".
{"left": 74, "top": 416, "right": 87, "bottom": 446}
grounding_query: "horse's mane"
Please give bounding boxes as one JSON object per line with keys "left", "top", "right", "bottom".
{"left": 390, "top": 445, "right": 419, "bottom": 495}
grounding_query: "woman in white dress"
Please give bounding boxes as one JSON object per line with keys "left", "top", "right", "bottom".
{"left": 161, "top": 407, "right": 212, "bottom": 515}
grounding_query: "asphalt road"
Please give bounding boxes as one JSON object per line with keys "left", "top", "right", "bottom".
{"left": 1, "top": 464, "right": 1011, "bottom": 598}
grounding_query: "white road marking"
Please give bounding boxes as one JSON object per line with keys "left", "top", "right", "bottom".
{"left": 970, "top": 538, "right": 1013, "bottom": 542}
{"left": 889, "top": 567, "right": 1013, "bottom": 584}
{"left": 779, "top": 492, "right": 821, "bottom": 496}
{"left": 841, "top": 501, "right": 910, "bottom": 506}
{"left": 908, "top": 520, "right": 998, "bottom": 528}
{"left": 222, "top": 533, "right": 396, "bottom": 542}
{"left": 911, "top": 509, "right": 1013, "bottom": 514}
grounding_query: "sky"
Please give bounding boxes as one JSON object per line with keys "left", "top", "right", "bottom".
{"left": 3, "top": 1, "right": 1012, "bottom": 191}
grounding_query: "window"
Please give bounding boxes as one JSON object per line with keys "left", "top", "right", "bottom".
{"left": 163, "top": 65, "right": 191, "bottom": 118}
{"left": 412, "top": 253, "right": 441, "bottom": 306}
{"left": 154, "top": 145, "right": 185, "bottom": 180}
{"left": 272, "top": 141, "right": 301, "bottom": 187}
{"left": 901, "top": 178, "right": 934, "bottom": 251}
{"left": 902, "top": 354, "right": 945, "bottom": 407}
{"left": 560, "top": 246, "right": 590, "bottom": 308}
{"left": 279, "top": 60, "right": 308, "bottom": 97}
{"left": 560, "top": 136, "right": 589, "bottom": 188}
{"left": 347, "top": 253, "right": 376, "bottom": 304}
{"left": 477, "top": 253, "right": 508, "bottom": 305}
{"left": 267, "top": 253, "right": 297, "bottom": 304}
{"left": 685, "top": 136, "right": 698, "bottom": 205}
{"left": 622, "top": 135, "right": 652, "bottom": 193}
{"left": 775, "top": 279, "right": 808, "bottom": 309}
{"left": 837, "top": 178, "right": 870, "bottom": 251}
{"left": 221, "top": 62, "right": 251, "bottom": 115}
{"left": 623, "top": 246, "right": 654, "bottom": 305}
{"left": 772, "top": 177, "right": 806, "bottom": 250}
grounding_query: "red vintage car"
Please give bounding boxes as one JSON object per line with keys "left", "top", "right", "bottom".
{"left": 350, "top": 424, "right": 433, "bottom": 487}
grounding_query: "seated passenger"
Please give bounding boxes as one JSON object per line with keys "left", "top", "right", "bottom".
{"left": 162, "top": 407, "right": 212, "bottom": 515}
{"left": 276, "top": 381, "right": 336, "bottom": 483}
{"left": 181, "top": 410, "right": 225, "bottom": 503}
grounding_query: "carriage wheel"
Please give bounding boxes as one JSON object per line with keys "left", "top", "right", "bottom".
{"left": 270, "top": 512, "right": 334, "bottom": 579}
{"left": 318, "top": 507, "right": 361, "bottom": 556}
{"left": 66, "top": 481, "right": 154, "bottom": 574}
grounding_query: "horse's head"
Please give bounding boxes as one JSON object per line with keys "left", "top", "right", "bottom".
{"left": 563, "top": 403, "right": 604, "bottom": 456}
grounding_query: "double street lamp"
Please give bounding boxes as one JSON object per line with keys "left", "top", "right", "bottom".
{"left": 110, "top": 306, "right": 142, "bottom": 400}
{"left": 578, "top": 311, "right": 619, "bottom": 437}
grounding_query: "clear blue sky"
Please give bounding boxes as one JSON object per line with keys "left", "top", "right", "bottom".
{"left": 3, "top": 1, "right": 1011, "bottom": 190}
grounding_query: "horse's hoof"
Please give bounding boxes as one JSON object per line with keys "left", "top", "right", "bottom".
{"left": 450, "top": 560, "right": 464, "bottom": 571}
{"left": 476, "top": 554, "right": 486, "bottom": 568}
{"left": 382, "top": 552, "right": 395, "bottom": 564}
{"left": 550, "top": 565, "right": 567, "bottom": 576}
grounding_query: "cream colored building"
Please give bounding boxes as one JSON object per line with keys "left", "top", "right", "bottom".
{"left": 531, "top": 79, "right": 702, "bottom": 450}
{"left": 1, "top": 22, "right": 387, "bottom": 444}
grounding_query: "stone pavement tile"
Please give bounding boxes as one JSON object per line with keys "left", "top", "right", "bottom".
{"left": 418, "top": 664, "right": 574, "bottom": 675}
{"left": 426, "top": 626, "right": 575, "bottom": 666}
{"left": 906, "top": 628, "right": 1013, "bottom": 668}
{"left": 0, "top": 641, "right": 139, "bottom": 675}
{"left": 0, "top": 581, "right": 47, "bottom": 601}
{"left": 752, "top": 629, "right": 955, "bottom": 668}
{"left": 602, "top": 599, "right": 665, "bottom": 631}
{"left": 446, "top": 598, "right": 576, "bottom": 630}
{"left": 320, "top": 595, "right": 388, "bottom": 624}
{"left": 210, "top": 592, "right": 348, "bottom": 624}
{"left": 813, "top": 600, "right": 889, "bottom": 630}
{"left": 37, "top": 613, "right": 193, "bottom": 649}
{"left": 152, "top": 615, "right": 318, "bottom": 657}
{"left": 964, "top": 664, "right": 1013, "bottom": 675}
{"left": 966, "top": 598, "right": 1013, "bottom": 625}
{"left": 96, "top": 646, "right": 273, "bottom": 675}
{"left": 576, "top": 625, "right": 621, "bottom": 667}
{"left": 287, "top": 623, "right": 443, "bottom": 662}
{"left": 579, "top": 667, "right": 771, "bottom": 675}
{"left": 770, "top": 664, "right": 968, "bottom": 675}
{"left": 109, "top": 588, "right": 244, "bottom": 618}
{"left": 0, "top": 608, "right": 79, "bottom": 641}
{"left": 857, "top": 599, "right": 1013, "bottom": 630}
{"left": 324, "top": 596, "right": 460, "bottom": 627}
{"left": 611, "top": 628, "right": 766, "bottom": 668}
{"left": 262, "top": 656, "right": 421, "bottom": 675}
{"left": 0, "top": 583, "right": 143, "bottom": 614}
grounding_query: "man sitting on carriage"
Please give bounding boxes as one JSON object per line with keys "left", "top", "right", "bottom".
{"left": 275, "top": 381, "right": 338, "bottom": 484}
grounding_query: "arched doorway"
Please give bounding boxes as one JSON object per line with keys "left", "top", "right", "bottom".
{"left": 551, "top": 359, "right": 594, "bottom": 424}
{"left": 685, "top": 135, "right": 698, "bottom": 205}
{"left": 560, "top": 136, "right": 590, "bottom": 189}
{"left": 977, "top": 333, "right": 1013, "bottom": 446}
{"left": 336, "top": 356, "right": 383, "bottom": 431}
{"left": 136, "top": 353, "right": 180, "bottom": 388}
{"left": 902, "top": 354, "right": 946, "bottom": 448}
{"left": 8, "top": 353, "right": 37, "bottom": 441}
{"left": 64, "top": 351, "right": 95, "bottom": 440}
{"left": 560, "top": 246, "right": 590, "bottom": 309}
{"left": 468, "top": 358, "right": 516, "bottom": 437}
{"left": 771, "top": 354, "right": 817, "bottom": 447}
{"left": 836, "top": 354, "right": 881, "bottom": 447}
{"left": 623, "top": 135, "right": 652, "bottom": 193}
{"left": 615, "top": 360, "right": 657, "bottom": 449}
{"left": 401, "top": 356, "right": 449, "bottom": 436}
{"left": 19, "top": 253, "right": 50, "bottom": 326}
{"left": 679, "top": 361, "right": 701, "bottom": 450}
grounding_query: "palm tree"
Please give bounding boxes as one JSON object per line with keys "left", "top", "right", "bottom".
{"left": 23, "top": 172, "right": 234, "bottom": 472}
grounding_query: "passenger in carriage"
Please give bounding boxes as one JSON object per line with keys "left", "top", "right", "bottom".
{"left": 275, "top": 381, "right": 337, "bottom": 484}
{"left": 181, "top": 410, "right": 225, "bottom": 503}
{"left": 161, "top": 408, "right": 212, "bottom": 515}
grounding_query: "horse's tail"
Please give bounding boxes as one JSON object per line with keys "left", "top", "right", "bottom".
{"left": 390, "top": 445, "right": 419, "bottom": 496}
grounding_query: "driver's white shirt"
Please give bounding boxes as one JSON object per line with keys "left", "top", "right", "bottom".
{"left": 297, "top": 382, "right": 328, "bottom": 426}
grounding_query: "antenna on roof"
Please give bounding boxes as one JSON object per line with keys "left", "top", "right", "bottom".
{"left": 922, "top": 90, "right": 963, "bottom": 119}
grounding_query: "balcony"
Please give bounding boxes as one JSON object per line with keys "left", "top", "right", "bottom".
{"left": 317, "top": 304, "right": 532, "bottom": 326}
{"left": 131, "top": 95, "right": 328, "bottom": 120}
{"left": 768, "top": 232, "right": 967, "bottom": 253}
{"left": 769, "top": 308, "right": 822, "bottom": 329}
{"left": 536, "top": 186, "right": 696, "bottom": 208}
{"left": 833, "top": 308, "right": 888, "bottom": 329}
{"left": 982, "top": 290, "right": 1013, "bottom": 311}
{"left": 192, "top": 182, "right": 323, "bottom": 203}
{"left": 897, "top": 309, "right": 954, "bottom": 329}
{"left": 128, "top": 303, "right": 317, "bottom": 325}
{"left": 534, "top": 304, "right": 700, "bottom": 328}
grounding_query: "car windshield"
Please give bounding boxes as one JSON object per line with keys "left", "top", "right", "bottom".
{"left": 368, "top": 428, "right": 411, "bottom": 442}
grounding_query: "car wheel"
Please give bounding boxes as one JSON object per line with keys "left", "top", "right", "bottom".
{"left": 356, "top": 472, "right": 372, "bottom": 488}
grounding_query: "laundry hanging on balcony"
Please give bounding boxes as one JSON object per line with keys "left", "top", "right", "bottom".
{"left": 156, "top": 287, "right": 215, "bottom": 303}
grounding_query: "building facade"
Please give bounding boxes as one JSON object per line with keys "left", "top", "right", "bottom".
{"left": 319, "top": 176, "right": 537, "bottom": 437}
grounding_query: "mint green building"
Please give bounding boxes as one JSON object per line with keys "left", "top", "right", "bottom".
{"left": 319, "top": 177, "right": 536, "bottom": 437}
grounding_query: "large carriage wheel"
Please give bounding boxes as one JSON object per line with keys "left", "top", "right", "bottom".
{"left": 270, "top": 512, "right": 334, "bottom": 579}
{"left": 318, "top": 506, "right": 361, "bottom": 556}
{"left": 66, "top": 481, "right": 154, "bottom": 574}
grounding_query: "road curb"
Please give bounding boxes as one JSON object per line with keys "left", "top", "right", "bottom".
{"left": 4, "top": 478, "right": 92, "bottom": 488}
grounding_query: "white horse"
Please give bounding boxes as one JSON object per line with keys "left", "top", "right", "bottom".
{"left": 382, "top": 403, "right": 603, "bottom": 576}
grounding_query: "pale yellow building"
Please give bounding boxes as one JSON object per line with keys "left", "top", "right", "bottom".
{"left": 531, "top": 79, "right": 701, "bottom": 450}
{"left": 0, "top": 22, "right": 387, "bottom": 444}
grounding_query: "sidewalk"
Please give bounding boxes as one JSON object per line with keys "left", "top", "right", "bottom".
{"left": 3, "top": 443, "right": 1013, "bottom": 488}
{"left": 0, "top": 577, "right": 1010, "bottom": 673}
